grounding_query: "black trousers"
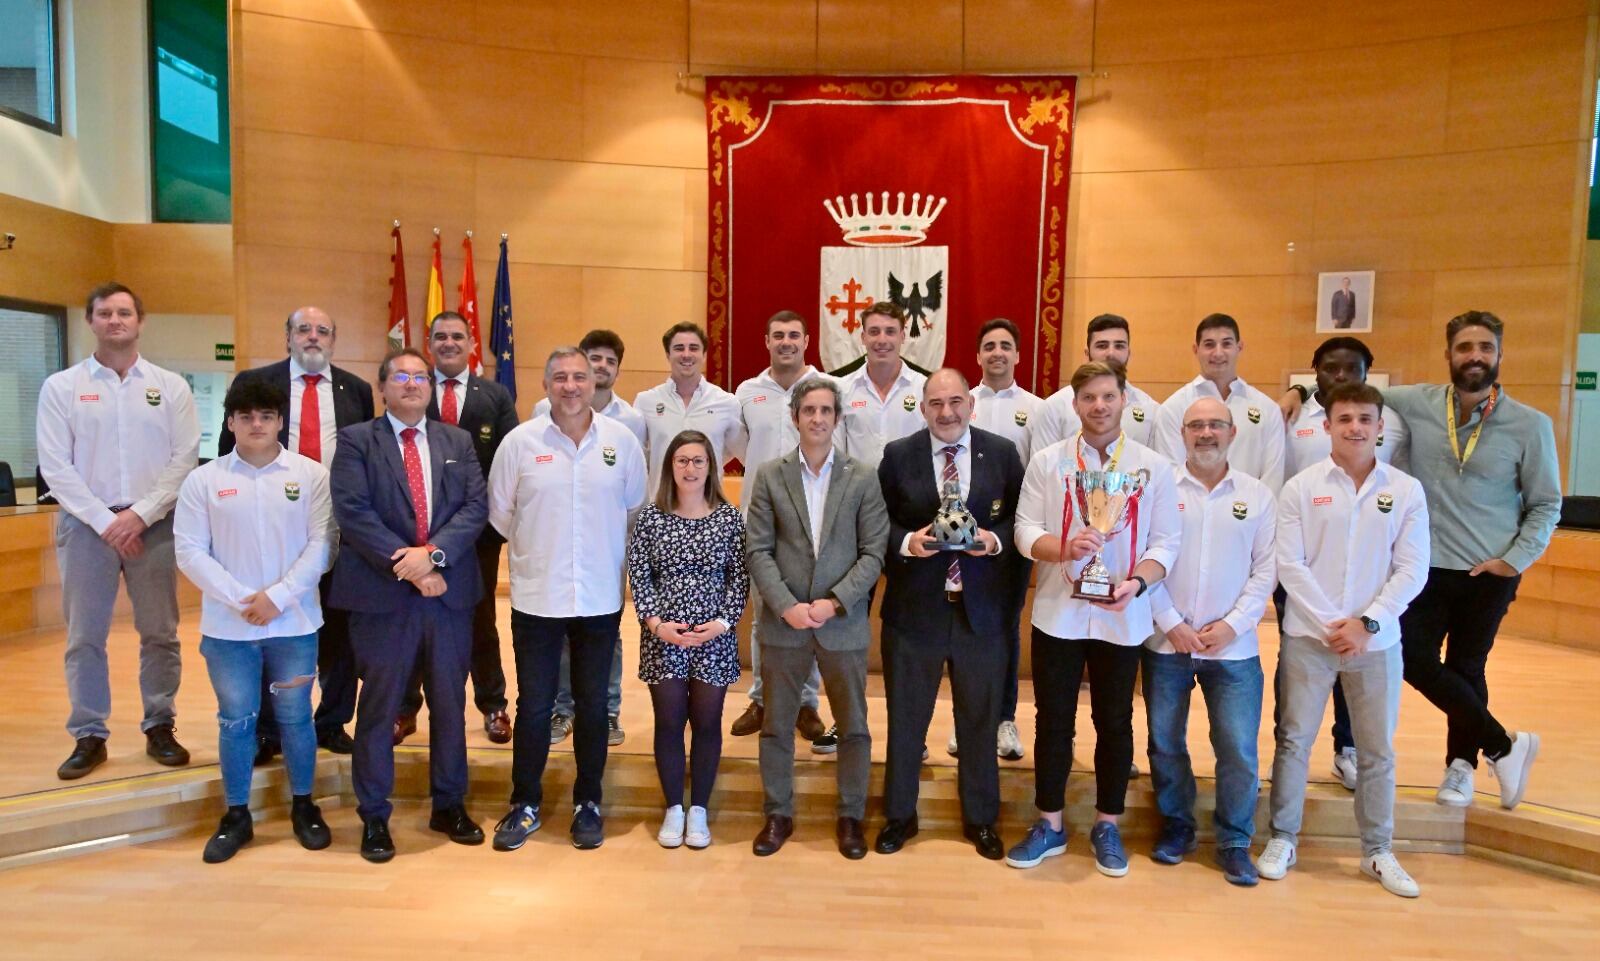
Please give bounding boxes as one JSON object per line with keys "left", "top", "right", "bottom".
{"left": 507, "top": 609, "right": 620, "bottom": 809}
{"left": 882, "top": 598, "right": 1004, "bottom": 825}
{"left": 1272, "top": 584, "right": 1352, "bottom": 752}
{"left": 400, "top": 538, "right": 508, "bottom": 717}
{"left": 1032, "top": 630, "right": 1141, "bottom": 816}
{"left": 999, "top": 557, "right": 1033, "bottom": 722}
{"left": 259, "top": 572, "right": 353, "bottom": 743}
{"left": 1400, "top": 567, "right": 1519, "bottom": 767}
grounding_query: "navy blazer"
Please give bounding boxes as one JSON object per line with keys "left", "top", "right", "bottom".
{"left": 327, "top": 416, "right": 488, "bottom": 614}
{"left": 877, "top": 426, "right": 1025, "bottom": 639}
{"left": 218, "top": 358, "right": 374, "bottom": 456}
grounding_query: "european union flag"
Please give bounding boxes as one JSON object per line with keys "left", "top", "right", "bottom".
{"left": 490, "top": 237, "right": 517, "bottom": 402}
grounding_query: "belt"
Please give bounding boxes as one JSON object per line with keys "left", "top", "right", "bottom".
{"left": 945, "top": 590, "right": 962, "bottom": 604}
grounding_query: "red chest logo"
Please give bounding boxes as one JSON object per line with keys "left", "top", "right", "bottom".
{"left": 850, "top": 400, "right": 868, "bottom": 409}
{"left": 78, "top": 394, "right": 100, "bottom": 403}
{"left": 752, "top": 395, "right": 767, "bottom": 403}
{"left": 535, "top": 454, "right": 554, "bottom": 464}
{"left": 1295, "top": 428, "right": 1315, "bottom": 438}
{"left": 1312, "top": 496, "right": 1333, "bottom": 506}
{"left": 217, "top": 489, "right": 238, "bottom": 499}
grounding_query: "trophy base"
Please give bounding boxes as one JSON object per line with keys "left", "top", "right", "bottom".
{"left": 929, "top": 541, "right": 978, "bottom": 552}
{"left": 1073, "top": 578, "right": 1116, "bottom": 603}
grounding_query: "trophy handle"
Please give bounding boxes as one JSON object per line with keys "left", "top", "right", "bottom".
{"left": 1103, "top": 469, "right": 1150, "bottom": 537}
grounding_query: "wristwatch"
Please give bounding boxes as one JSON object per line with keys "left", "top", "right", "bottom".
{"left": 1360, "top": 616, "right": 1379, "bottom": 634}
{"left": 1130, "top": 575, "right": 1149, "bottom": 598}
{"left": 427, "top": 544, "right": 447, "bottom": 568}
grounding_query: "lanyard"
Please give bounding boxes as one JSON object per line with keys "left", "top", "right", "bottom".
{"left": 1073, "top": 430, "right": 1125, "bottom": 474}
{"left": 1445, "top": 385, "right": 1499, "bottom": 473}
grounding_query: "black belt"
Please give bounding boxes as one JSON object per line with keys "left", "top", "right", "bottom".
{"left": 945, "top": 590, "right": 962, "bottom": 604}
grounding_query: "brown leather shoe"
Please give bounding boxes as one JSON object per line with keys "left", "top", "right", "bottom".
{"left": 483, "top": 709, "right": 511, "bottom": 744}
{"left": 752, "top": 814, "right": 793, "bottom": 856}
{"left": 393, "top": 713, "right": 418, "bottom": 746}
{"left": 730, "top": 701, "right": 763, "bottom": 737}
{"left": 795, "top": 705, "right": 826, "bottom": 741}
{"left": 837, "top": 816, "right": 867, "bottom": 860}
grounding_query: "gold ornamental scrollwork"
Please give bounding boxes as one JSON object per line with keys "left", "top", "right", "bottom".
{"left": 1017, "top": 80, "right": 1073, "bottom": 136}
{"left": 709, "top": 82, "right": 760, "bottom": 135}
{"left": 818, "top": 80, "right": 958, "bottom": 100}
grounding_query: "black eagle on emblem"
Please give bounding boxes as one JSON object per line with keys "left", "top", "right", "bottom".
{"left": 888, "top": 270, "right": 944, "bottom": 338}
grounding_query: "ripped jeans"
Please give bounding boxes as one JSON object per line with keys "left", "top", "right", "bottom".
{"left": 201, "top": 634, "right": 319, "bottom": 806}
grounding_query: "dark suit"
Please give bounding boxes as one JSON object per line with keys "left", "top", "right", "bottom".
{"left": 877, "top": 427, "right": 1024, "bottom": 826}
{"left": 330, "top": 416, "right": 488, "bottom": 820}
{"left": 400, "top": 373, "right": 521, "bottom": 717}
{"left": 1331, "top": 288, "right": 1357, "bottom": 329}
{"left": 223, "top": 359, "right": 374, "bottom": 742}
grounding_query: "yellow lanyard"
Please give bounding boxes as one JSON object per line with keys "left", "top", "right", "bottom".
{"left": 1445, "top": 385, "right": 1498, "bottom": 473}
{"left": 1074, "top": 430, "right": 1127, "bottom": 474}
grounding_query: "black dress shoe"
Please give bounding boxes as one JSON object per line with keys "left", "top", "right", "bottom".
{"left": 752, "top": 814, "right": 793, "bottom": 856}
{"left": 57, "top": 736, "right": 107, "bottom": 780}
{"left": 291, "top": 798, "right": 332, "bottom": 851}
{"left": 318, "top": 727, "right": 355, "bottom": 754}
{"left": 429, "top": 805, "right": 485, "bottom": 845}
{"left": 837, "top": 816, "right": 867, "bottom": 860}
{"left": 361, "top": 817, "right": 395, "bottom": 863}
{"left": 964, "top": 822, "right": 1005, "bottom": 860}
{"left": 145, "top": 725, "right": 191, "bottom": 766}
{"left": 203, "top": 808, "right": 255, "bottom": 864}
{"left": 252, "top": 737, "right": 280, "bottom": 767}
{"left": 873, "top": 816, "right": 919, "bottom": 855}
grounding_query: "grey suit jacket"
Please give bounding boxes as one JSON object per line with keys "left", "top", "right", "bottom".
{"left": 745, "top": 449, "right": 889, "bottom": 652}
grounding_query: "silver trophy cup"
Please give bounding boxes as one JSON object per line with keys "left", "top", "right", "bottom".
{"left": 1071, "top": 468, "right": 1148, "bottom": 601}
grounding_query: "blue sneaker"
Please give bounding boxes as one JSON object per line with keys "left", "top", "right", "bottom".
{"left": 1150, "top": 822, "right": 1198, "bottom": 865}
{"left": 492, "top": 803, "right": 540, "bottom": 852}
{"left": 1004, "top": 818, "right": 1068, "bottom": 869}
{"left": 571, "top": 801, "right": 604, "bottom": 850}
{"left": 1090, "top": 821, "right": 1129, "bottom": 877}
{"left": 1216, "top": 846, "right": 1259, "bottom": 886}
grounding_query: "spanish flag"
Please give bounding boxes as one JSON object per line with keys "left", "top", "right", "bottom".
{"left": 424, "top": 228, "right": 445, "bottom": 356}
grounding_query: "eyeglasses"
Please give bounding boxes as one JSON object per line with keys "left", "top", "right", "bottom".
{"left": 292, "top": 324, "right": 335, "bottom": 337}
{"left": 673, "top": 456, "right": 709, "bottom": 469}
{"left": 1183, "top": 419, "right": 1232, "bottom": 433}
{"left": 387, "top": 372, "right": 429, "bottom": 385}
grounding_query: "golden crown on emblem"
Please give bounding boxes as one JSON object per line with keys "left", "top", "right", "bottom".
{"left": 822, "top": 191, "right": 948, "bottom": 247}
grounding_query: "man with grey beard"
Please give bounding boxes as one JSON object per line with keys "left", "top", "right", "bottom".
{"left": 220, "top": 307, "right": 374, "bottom": 759}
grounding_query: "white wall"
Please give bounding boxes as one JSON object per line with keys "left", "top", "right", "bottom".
{"left": 0, "top": 0, "right": 150, "bottom": 222}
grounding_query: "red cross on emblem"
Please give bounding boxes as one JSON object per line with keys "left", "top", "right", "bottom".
{"left": 825, "top": 277, "right": 874, "bottom": 334}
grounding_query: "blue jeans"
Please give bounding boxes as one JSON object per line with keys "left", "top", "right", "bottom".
{"left": 200, "top": 633, "right": 319, "bottom": 807}
{"left": 1142, "top": 650, "right": 1263, "bottom": 850}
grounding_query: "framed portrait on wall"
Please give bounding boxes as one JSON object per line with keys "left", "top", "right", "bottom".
{"left": 1317, "top": 271, "right": 1375, "bottom": 332}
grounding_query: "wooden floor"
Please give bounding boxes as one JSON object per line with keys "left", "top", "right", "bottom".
{"left": 0, "top": 803, "right": 1597, "bottom": 961}
{"left": 3, "top": 599, "right": 1597, "bottom": 816}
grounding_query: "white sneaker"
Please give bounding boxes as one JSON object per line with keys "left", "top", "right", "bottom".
{"left": 1490, "top": 732, "right": 1540, "bottom": 810}
{"left": 997, "top": 720, "right": 1025, "bottom": 760}
{"left": 1256, "top": 838, "right": 1296, "bottom": 880}
{"left": 685, "top": 806, "right": 711, "bottom": 849}
{"left": 1362, "top": 850, "right": 1421, "bottom": 898}
{"left": 657, "top": 805, "right": 685, "bottom": 848}
{"left": 1331, "top": 747, "right": 1359, "bottom": 791}
{"left": 1436, "top": 758, "right": 1475, "bottom": 807}
{"left": 947, "top": 731, "right": 959, "bottom": 757}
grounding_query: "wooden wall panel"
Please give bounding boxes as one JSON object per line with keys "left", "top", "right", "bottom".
{"left": 239, "top": 0, "right": 476, "bottom": 43}
{"left": 0, "top": 195, "right": 113, "bottom": 308}
{"left": 815, "top": 0, "right": 964, "bottom": 72}
{"left": 962, "top": 0, "right": 1095, "bottom": 71}
{"left": 235, "top": 12, "right": 363, "bottom": 140}
{"left": 581, "top": 58, "right": 707, "bottom": 169}
{"left": 1446, "top": 17, "right": 1594, "bottom": 152}
{"left": 688, "top": 0, "right": 817, "bottom": 69}
{"left": 111, "top": 225, "right": 235, "bottom": 316}
{"left": 474, "top": 0, "right": 689, "bottom": 63}
{"left": 1072, "top": 62, "right": 1211, "bottom": 175}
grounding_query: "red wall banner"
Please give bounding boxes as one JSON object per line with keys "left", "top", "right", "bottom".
{"left": 705, "top": 75, "right": 1076, "bottom": 396}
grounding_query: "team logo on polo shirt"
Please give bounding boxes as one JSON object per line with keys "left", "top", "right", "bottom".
{"left": 1246, "top": 406, "right": 1261, "bottom": 424}
{"left": 1232, "top": 501, "right": 1248, "bottom": 520}
{"left": 1130, "top": 407, "right": 1145, "bottom": 423}
{"left": 602, "top": 445, "right": 617, "bottom": 466}
{"left": 902, "top": 395, "right": 916, "bottom": 412}
{"left": 1376, "top": 492, "right": 1394, "bottom": 514}
{"left": 991, "top": 499, "right": 1003, "bottom": 519}
{"left": 1376, "top": 432, "right": 1385, "bottom": 447}
{"left": 479, "top": 423, "right": 492, "bottom": 440}
{"left": 145, "top": 387, "right": 162, "bottom": 407}
{"left": 655, "top": 402, "right": 665, "bottom": 415}
{"left": 1014, "top": 410, "right": 1028, "bottom": 427}
{"left": 284, "top": 482, "right": 301, "bottom": 502}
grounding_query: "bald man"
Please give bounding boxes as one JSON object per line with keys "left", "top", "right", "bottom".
{"left": 221, "top": 307, "right": 375, "bottom": 758}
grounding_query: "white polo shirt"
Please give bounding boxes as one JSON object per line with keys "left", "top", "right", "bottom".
{"left": 1153, "top": 376, "right": 1286, "bottom": 492}
{"left": 1275, "top": 457, "right": 1430, "bottom": 652}
{"left": 173, "top": 448, "right": 334, "bottom": 641}
{"left": 633, "top": 377, "right": 745, "bottom": 500}
{"left": 1146, "top": 465, "right": 1277, "bottom": 660}
{"left": 37, "top": 354, "right": 201, "bottom": 534}
{"left": 1284, "top": 394, "right": 1410, "bottom": 481}
{"left": 734, "top": 365, "right": 821, "bottom": 512}
{"left": 970, "top": 381, "right": 1041, "bottom": 465}
{"left": 489, "top": 412, "right": 647, "bottom": 617}
{"left": 839, "top": 363, "right": 927, "bottom": 468}
{"left": 1016, "top": 434, "right": 1181, "bottom": 646}
{"left": 1032, "top": 381, "right": 1159, "bottom": 451}
{"left": 533, "top": 392, "right": 647, "bottom": 448}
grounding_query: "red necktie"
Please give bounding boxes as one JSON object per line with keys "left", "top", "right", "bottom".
{"left": 441, "top": 379, "right": 459, "bottom": 426}
{"left": 299, "top": 373, "right": 323, "bottom": 463}
{"left": 400, "top": 427, "right": 429, "bottom": 546}
{"left": 942, "top": 445, "right": 962, "bottom": 588}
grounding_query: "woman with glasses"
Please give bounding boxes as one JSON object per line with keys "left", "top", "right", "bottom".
{"left": 627, "top": 430, "right": 749, "bottom": 848}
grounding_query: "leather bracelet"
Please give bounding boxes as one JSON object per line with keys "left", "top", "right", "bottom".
{"left": 1131, "top": 574, "right": 1149, "bottom": 597}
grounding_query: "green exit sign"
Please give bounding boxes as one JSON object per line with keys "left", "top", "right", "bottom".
{"left": 1578, "top": 371, "right": 1597, "bottom": 391}
{"left": 216, "top": 343, "right": 234, "bottom": 362}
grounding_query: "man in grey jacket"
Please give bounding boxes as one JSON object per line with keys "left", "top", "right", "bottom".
{"left": 745, "top": 377, "right": 889, "bottom": 860}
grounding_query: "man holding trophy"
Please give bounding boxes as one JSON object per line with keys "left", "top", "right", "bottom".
{"left": 874, "top": 369, "right": 1025, "bottom": 860}
{"left": 1007, "top": 362, "right": 1180, "bottom": 878}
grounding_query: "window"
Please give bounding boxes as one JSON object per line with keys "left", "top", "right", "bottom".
{"left": 0, "top": 297, "right": 67, "bottom": 486}
{"left": 0, "top": 0, "right": 60, "bottom": 133}
{"left": 149, "top": 0, "right": 231, "bottom": 222}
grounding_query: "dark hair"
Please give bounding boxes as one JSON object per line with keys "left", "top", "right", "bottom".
{"left": 85, "top": 282, "right": 143, "bottom": 319}
{"left": 860, "top": 302, "right": 906, "bottom": 327}
{"left": 1085, "top": 313, "right": 1129, "bottom": 346}
{"left": 789, "top": 377, "right": 841, "bottom": 420}
{"left": 378, "top": 347, "right": 433, "bottom": 384}
{"left": 977, "top": 317, "right": 1020, "bottom": 350}
{"left": 430, "top": 310, "right": 470, "bottom": 336}
{"left": 1324, "top": 381, "right": 1384, "bottom": 415}
{"left": 661, "top": 321, "right": 708, "bottom": 353}
{"left": 654, "top": 430, "right": 726, "bottom": 512}
{"left": 1445, "top": 310, "right": 1504, "bottom": 347}
{"left": 224, "top": 379, "right": 288, "bottom": 420}
{"left": 1070, "top": 360, "right": 1126, "bottom": 393}
{"left": 1195, "top": 313, "right": 1241, "bottom": 343}
{"left": 766, "top": 309, "right": 807, "bottom": 333}
{"left": 1311, "top": 336, "right": 1374, "bottom": 371}
{"left": 580, "top": 328, "right": 626, "bottom": 361}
